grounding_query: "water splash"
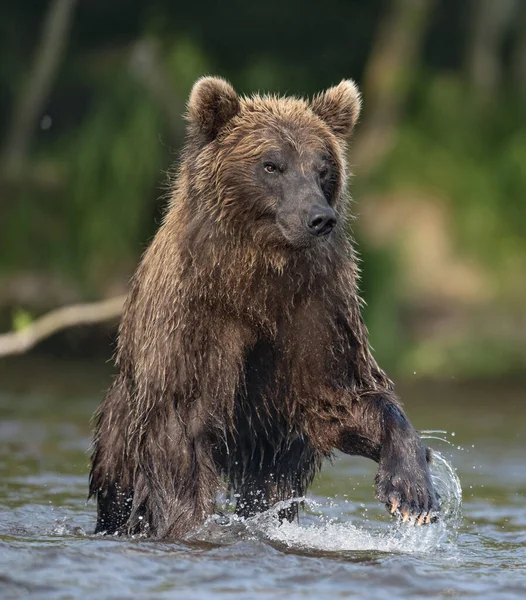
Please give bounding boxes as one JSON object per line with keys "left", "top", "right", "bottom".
{"left": 250, "top": 504, "right": 449, "bottom": 555}
{"left": 49, "top": 517, "right": 88, "bottom": 537}
{"left": 427, "top": 448, "right": 463, "bottom": 528}
{"left": 198, "top": 448, "right": 462, "bottom": 556}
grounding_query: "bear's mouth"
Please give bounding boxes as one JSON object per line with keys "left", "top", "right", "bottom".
{"left": 276, "top": 219, "right": 331, "bottom": 250}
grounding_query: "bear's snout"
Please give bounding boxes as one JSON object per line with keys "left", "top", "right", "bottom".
{"left": 306, "top": 204, "right": 337, "bottom": 237}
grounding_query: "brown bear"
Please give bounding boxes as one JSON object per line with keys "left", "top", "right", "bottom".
{"left": 89, "top": 76, "right": 440, "bottom": 539}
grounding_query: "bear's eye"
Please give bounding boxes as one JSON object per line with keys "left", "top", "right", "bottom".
{"left": 264, "top": 162, "right": 278, "bottom": 174}
{"left": 319, "top": 166, "right": 329, "bottom": 179}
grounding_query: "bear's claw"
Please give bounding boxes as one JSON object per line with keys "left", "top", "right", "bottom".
{"left": 376, "top": 443, "right": 441, "bottom": 526}
{"left": 385, "top": 493, "right": 439, "bottom": 525}
{"left": 382, "top": 487, "right": 440, "bottom": 526}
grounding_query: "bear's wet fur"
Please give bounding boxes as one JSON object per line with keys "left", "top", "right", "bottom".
{"left": 89, "top": 77, "right": 439, "bottom": 538}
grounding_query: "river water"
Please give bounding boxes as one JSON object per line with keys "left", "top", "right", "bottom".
{"left": 0, "top": 358, "right": 525, "bottom": 599}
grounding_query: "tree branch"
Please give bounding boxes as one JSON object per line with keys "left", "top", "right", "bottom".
{"left": 0, "top": 295, "right": 125, "bottom": 358}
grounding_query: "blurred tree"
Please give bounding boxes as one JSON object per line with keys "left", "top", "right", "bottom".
{"left": 512, "top": 0, "right": 526, "bottom": 95}
{"left": 129, "top": 38, "right": 186, "bottom": 142}
{"left": 355, "top": 0, "right": 434, "bottom": 179}
{"left": 464, "top": 0, "right": 516, "bottom": 102}
{"left": 1, "top": 0, "right": 78, "bottom": 180}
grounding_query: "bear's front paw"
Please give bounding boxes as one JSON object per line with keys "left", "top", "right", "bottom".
{"left": 375, "top": 445, "right": 440, "bottom": 525}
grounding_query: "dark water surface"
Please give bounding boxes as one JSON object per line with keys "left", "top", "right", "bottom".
{"left": 1, "top": 358, "right": 525, "bottom": 599}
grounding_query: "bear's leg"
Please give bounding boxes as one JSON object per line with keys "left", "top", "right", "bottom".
{"left": 127, "top": 415, "right": 221, "bottom": 539}
{"left": 234, "top": 478, "right": 298, "bottom": 521}
{"left": 95, "top": 438, "right": 219, "bottom": 539}
{"left": 317, "top": 394, "right": 440, "bottom": 524}
{"left": 90, "top": 379, "right": 135, "bottom": 535}
{"left": 91, "top": 381, "right": 221, "bottom": 538}
{"left": 232, "top": 440, "right": 321, "bottom": 523}
{"left": 94, "top": 481, "right": 134, "bottom": 535}
{"left": 234, "top": 478, "right": 277, "bottom": 518}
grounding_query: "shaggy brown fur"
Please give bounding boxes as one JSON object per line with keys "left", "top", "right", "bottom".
{"left": 89, "top": 77, "right": 439, "bottom": 538}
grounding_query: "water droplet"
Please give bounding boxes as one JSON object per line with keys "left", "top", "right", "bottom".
{"left": 40, "top": 115, "right": 52, "bottom": 130}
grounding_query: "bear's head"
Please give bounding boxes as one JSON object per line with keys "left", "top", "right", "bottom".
{"left": 185, "top": 76, "right": 361, "bottom": 249}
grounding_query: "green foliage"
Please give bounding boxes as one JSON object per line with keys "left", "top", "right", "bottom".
{"left": 12, "top": 308, "right": 32, "bottom": 332}
{"left": 358, "top": 243, "right": 409, "bottom": 372}
{"left": 365, "top": 76, "right": 526, "bottom": 375}
{"left": 1, "top": 72, "right": 166, "bottom": 289}
{"left": 379, "top": 76, "right": 526, "bottom": 278}
{"left": 165, "top": 38, "right": 209, "bottom": 92}
{"left": 64, "top": 74, "right": 164, "bottom": 285}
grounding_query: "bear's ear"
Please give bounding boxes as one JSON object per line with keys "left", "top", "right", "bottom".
{"left": 311, "top": 80, "right": 361, "bottom": 139}
{"left": 187, "top": 76, "right": 240, "bottom": 140}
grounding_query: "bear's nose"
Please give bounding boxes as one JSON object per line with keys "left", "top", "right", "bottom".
{"left": 306, "top": 205, "right": 337, "bottom": 237}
